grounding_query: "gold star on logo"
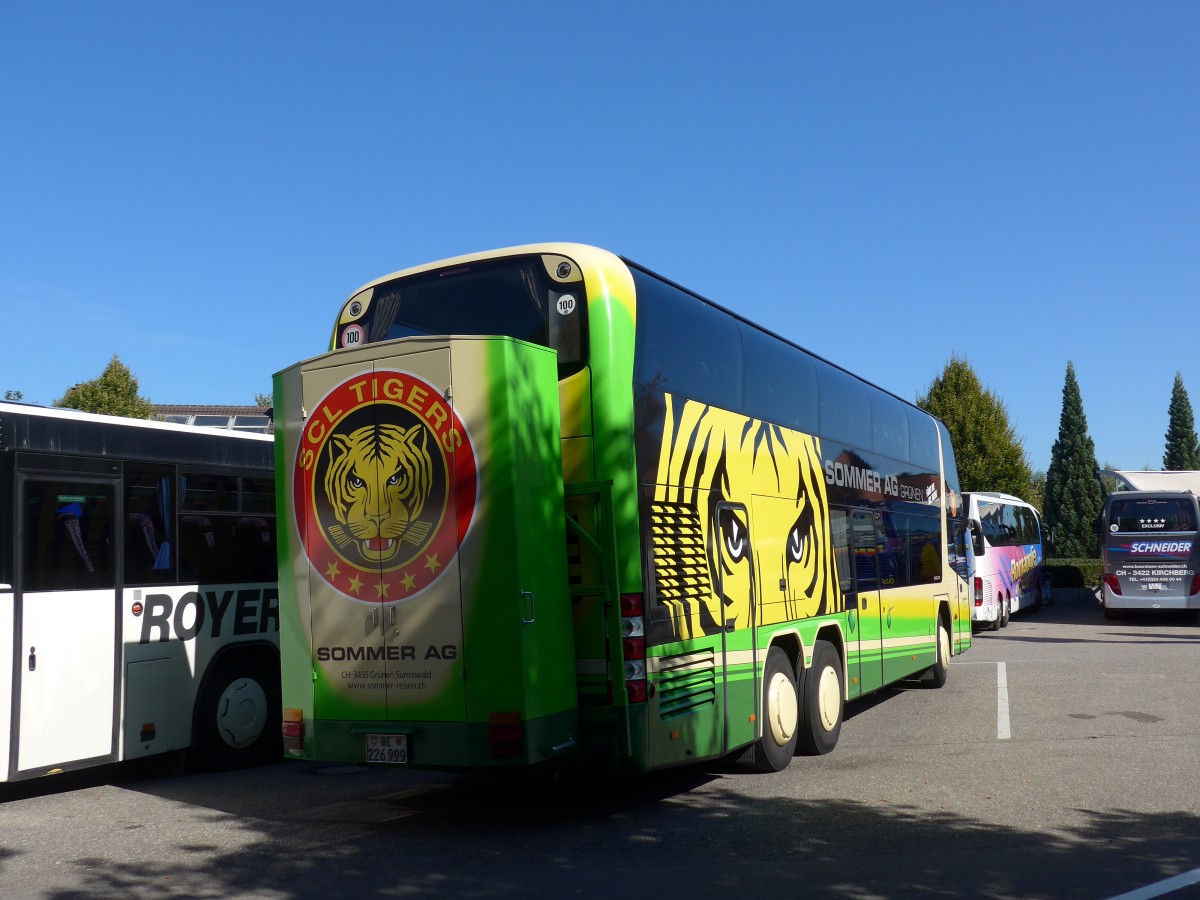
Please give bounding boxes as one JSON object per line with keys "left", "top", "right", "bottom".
{"left": 325, "top": 561, "right": 342, "bottom": 579}
{"left": 424, "top": 554, "right": 442, "bottom": 574}
{"left": 401, "top": 571, "right": 417, "bottom": 592}
{"left": 375, "top": 580, "right": 391, "bottom": 600}
{"left": 347, "top": 573, "right": 364, "bottom": 595}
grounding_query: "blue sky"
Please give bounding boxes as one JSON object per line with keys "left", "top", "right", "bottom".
{"left": 3, "top": 2, "right": 1197, "bottom": 473}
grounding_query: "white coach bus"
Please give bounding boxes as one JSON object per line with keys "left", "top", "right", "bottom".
{"left": 0, "top": 402, "right": 279, "bottom": 781}
{"left": 962, "top": 492, "right": 1047, "bottom": 630}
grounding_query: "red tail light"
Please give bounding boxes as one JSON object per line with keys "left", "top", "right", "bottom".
{"left": 488, "top": 711, "right": 523, "bottom": 758}
{"left": 974, "top": 577, "right": 983, "bottom": 607}
{"left": 619, "top": 593, "right": 646, "bottom": 705}
{"left": 282, "top": 708, "right": 304, "bottom": 751}
{"left": 1104, "top": 573, "right": 1122, "bottom": 596}
{"left": 1190, "top": 574, "right": 1200, "bottom": 597}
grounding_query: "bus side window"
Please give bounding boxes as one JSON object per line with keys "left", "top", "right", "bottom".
{"left": 125, "top": 465, "right": 176, "bottom": 585}
{"left": 23, "top": 480, "right": 115, "bottom": 592}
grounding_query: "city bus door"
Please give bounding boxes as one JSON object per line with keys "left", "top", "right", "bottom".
{"left": 13, "top": 474, "right": 119, "bottom": 776}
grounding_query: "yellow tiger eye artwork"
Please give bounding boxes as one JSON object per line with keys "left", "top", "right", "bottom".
{"left": 652, "top": 394, "right": 842, "bottom": 641}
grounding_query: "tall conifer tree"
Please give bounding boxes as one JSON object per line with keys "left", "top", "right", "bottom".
{"left": 1163, "top": 372, "right": 1200, "bottom": 470}
{"left": 1043, "top": 361, "right": 1103, "bottom": 557}
{"left": 917, "top": 354, "right": 1032, "bottom": 498}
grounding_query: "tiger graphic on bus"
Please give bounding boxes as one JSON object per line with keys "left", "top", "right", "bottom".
{"left": 651, "top": 394, "right": 842, "bottom": 641}
{"left": 323, "top": 422, "right": 436, "bottom": 565}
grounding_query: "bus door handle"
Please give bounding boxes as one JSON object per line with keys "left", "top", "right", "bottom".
{"left": 520, "top": 591, "right": 535, "bottom": 624}
{"left": 28, "top": 647, "right": 36, "bottom": 672}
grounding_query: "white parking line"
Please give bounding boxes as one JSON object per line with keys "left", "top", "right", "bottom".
{"left": 1106, "top": 867, "right": 1200, "bottom": 899}
{"left": 996, "top": 661, "right": 1011, "bottom": 740}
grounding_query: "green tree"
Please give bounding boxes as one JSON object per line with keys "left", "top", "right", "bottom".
{"left": 917, "top": 354, "right": 1032, "bottom": 497}
{"left": 1043, "top": 361, "right": 1103, "bottom": 558}
{"left": 54, "top": 354, "right": 153, "bottom": 419}
{"left": 4, "top": 390, "right": 23, "bottom": 402}
{"left": 254, "top": 392, "right": 272, "bottom": 409}
{"left": 1163, "top": 372, "right": 1200, "bottom": 470}
{"left": 1027, "top": 470, "right": 1046, "bottom": 513}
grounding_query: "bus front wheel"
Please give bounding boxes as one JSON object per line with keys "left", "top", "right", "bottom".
{"left": 797, "top": 640, "right": 843, "bottom": 756}
{"left": 191, "top": 653, "right": 281, "bottom": 771}
{"left": 754, "top": 646, "right": 799, "bottom": 772}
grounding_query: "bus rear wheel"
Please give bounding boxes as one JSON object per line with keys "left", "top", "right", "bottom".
{"left": 753, "top": 646, "right": 799, "bottom": 772}
{"left": 1000, "top": 595, "right": 1010, "bottom": 628}
{"left": 191, "top": 653, "right": 280, "bottom": 771}
{"left": 925, "top": 619, "right": 950, "bottom": 689}
{"left": 797, "top": 640, "right": 842, "bottom": 756}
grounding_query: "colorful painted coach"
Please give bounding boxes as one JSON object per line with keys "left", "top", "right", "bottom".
{"left": 273, "top": 243, "right": 972, "bottom": 774}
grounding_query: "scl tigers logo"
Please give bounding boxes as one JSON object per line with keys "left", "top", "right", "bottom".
{"left": 324, "top": 423, "right": 434, "bottom": 565}
{"left": 294, "top": 369, "right": 477, "bottom": 603}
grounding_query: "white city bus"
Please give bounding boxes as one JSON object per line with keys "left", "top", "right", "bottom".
{"left": 0, "top": 402, "right": 280, "bottom": 781}
{"left": 962, "top": 492, "right": 1046, "bottom": 630}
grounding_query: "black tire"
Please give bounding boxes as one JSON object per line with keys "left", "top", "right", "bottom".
{"left": 797, "top": 640, "right": 843, "bottom": 756}
{"left": 190, "top": 653, "right": 281, "bottom": 771}
{"left": 753, "top": 646, "right": 800, "bottom": 772}
{"left": 988, "top": 605, "right": 1001, "bottom": 632}
{"left": 1000, "top": 594, "right": 1010, "bottom": 628}
{"left": 925, "top": 619, "right": 950, "bottom": 689}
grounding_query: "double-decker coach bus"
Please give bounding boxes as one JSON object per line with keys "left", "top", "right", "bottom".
{"left": 274, "top": 243, "right": 971, "bottom": 774}
{"left": 0, "top": 402, "right": 279, "bottom": 781}
{"left": 1101, "top": 490, "right": 1200, "bottom": 620}
{"left": 962, "top": 492, "right": 1046, "bottom": 630}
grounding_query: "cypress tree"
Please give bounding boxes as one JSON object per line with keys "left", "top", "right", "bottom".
{"left": 1043, "top": 361, "right": 1103, "bottom": 557}
{"left": 917, "top": 354, "right": 1032, "bottom": 498}
{"left": 1163, "top": 372, "right": 1200, "bottom": 470}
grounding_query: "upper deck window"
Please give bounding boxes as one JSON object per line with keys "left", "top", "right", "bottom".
{"left": 1108, "top": 497, "right": 1198, "bottom": 533}
{"left": 336, "top": 254, "right": 587, "bottom": 378}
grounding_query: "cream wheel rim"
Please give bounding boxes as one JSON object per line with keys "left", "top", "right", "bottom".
{"left": 766, "top": 670, "right": 798, "bottom": 746}
{"left": 816, "top": 664, "right": 841, "bottom": 732}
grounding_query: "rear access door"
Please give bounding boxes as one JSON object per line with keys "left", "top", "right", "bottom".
{"left": 295, "top": 344, "right": 468, "bottom": 761}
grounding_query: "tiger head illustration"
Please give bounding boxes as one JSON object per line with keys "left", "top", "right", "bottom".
{"left": 651, "top": 396, "right": 841, "bottom": 640}
{"left": 323, "top": 422, "right": 435, "bottom": 566}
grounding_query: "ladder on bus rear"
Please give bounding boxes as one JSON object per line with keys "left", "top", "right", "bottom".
{"left": 563, "top": 481, "right": 632, "bottom": 765}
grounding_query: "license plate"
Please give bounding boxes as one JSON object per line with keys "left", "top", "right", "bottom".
{"left": 365, "top": 733, "right": 408, "bottom": 764}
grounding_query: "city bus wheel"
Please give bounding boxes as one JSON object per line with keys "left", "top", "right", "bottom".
{"left": 753, "top": 646, "right": 799, "bottom": 772}
{"left": 190, "top": 654, "right": 281, "bottom": 771}
{"left": 1000, "top": 595, "right": 1010, "bottom": 628}
{"left": 988, "top": 605, "right": 1001, "bottom": 632}
{"left": 797, "top": 640, "right": 842, "bottom": 756}
{"left": 925, "top": 619, "right": 950, "bottom": 689}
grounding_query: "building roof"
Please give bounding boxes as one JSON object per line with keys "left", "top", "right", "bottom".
{"left": 1104, "top": 470, "right": 1200, "bottom": 493}
{"left": 151, "top": 404, "right": 272, "bottom": 433}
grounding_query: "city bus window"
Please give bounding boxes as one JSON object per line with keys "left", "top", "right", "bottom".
{"left": 871, "top": 393, "right": 909, "bottom": 461}
{"left": 741, "top": 323, "right": 818, "bottom": 433}
{"left": 124, "top": 465, "right": 176, "bottom": 585}
{"left": 353, "top": 256, "right": 587, "bottom": 378}
{"left": 818, "top": 365, "right": 871, "bottom": 450}
{"left": 907, "top": 409, "right": 939, "bottom": 471}
{"left": 22, "top": 480, "right": 115, "bottom": 592}
{"left": 632, "top": 270, "right": 742, "bottom": 411}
